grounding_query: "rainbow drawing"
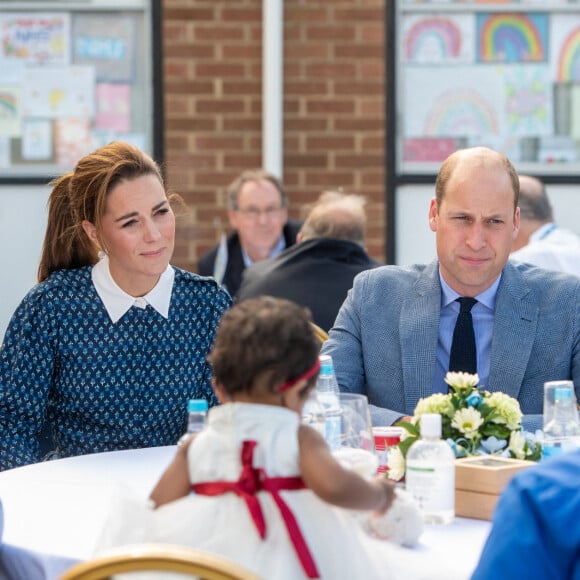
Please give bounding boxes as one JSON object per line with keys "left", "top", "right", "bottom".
{"left": 557, "top": 27, "right": 580, "bottom": 82}
{"left": 477, "top": 13, "right": 547, "bottom": 63}
{"left": 0, "top": 91, "right": 17, "bottom": 119}
{"left": 424, "top": 90, "right": 498, "bottom": 137}
{"left": 405, "top": 17, "right": 462, "bottom": 62}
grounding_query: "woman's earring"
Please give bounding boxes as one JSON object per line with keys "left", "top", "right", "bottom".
{"left": 98, "top": 249, "right": 107, "bottom": 260}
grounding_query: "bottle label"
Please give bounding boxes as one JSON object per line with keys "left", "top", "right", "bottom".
{"left": 325, "top": 415, "right": 341, "bottom": 451}
{"left": 406, "top": 463, "right": 455, "bottom": 514}
{"left": 542, "top": 437, "right": 580, "bottom": 460}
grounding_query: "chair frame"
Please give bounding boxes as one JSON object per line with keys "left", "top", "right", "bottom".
{"left": 310, "top": 322, "right": 329, "bottom": 344}
{"left": 59, "top": 543, "right": 262, "bottom": 580}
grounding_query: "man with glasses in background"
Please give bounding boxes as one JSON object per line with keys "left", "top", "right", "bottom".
{"left": 198, "top": 169, "right": 301, "bottom": 297}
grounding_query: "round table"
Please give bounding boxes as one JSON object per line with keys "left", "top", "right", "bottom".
{"left": 0, "top": 446, "right": 490, "bottom": 578}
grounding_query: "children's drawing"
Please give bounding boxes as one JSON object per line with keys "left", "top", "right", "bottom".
{"left": 22, "top": 66, "right": 95, "bottom": 119}
{"left": 405, "top": 67, "right": 502, "bottom": 138}
{"left": 503, "top": 65, "right": 552, "bottom": 136}
{"left": 0, "top": 86, "right": 21, "bottom": 137}
{"left": 0, "top": 13, "right": 70, "bottom": 65}
{"left": 72, "top": 14, "right": 136, "bottom": 82}
{"left": 477, "top": 13, "right": 548, "bottom": 63}
{"left": 424, "top": 89, "right": 499, "bottom": 136}
{"left": 403, "top": 14, "right": 474, "bottom": 63}
{"left": 95, "top": 83, "right": 131, "bottom": 132}
{"left": 54, "top": 118, "right": 92, "bottom": 168}
{"left": 551, "top": 16, "right": 580, "bottom": 82}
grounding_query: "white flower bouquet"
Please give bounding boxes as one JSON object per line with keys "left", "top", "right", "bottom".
{"left": 387, "top": 372, "right": 542, "bottom": 481}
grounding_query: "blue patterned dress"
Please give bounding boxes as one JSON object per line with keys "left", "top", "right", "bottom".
{"left": 0, "top": 266, "right": 231, "bottom": 470}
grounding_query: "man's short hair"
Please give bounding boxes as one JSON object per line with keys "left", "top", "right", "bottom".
{"left": 518, "top": 176, "right": 553, "bottom": 222}
{"left": 299, "top": 191, "right": 367, "bottom": 246}
{"left": 225, "top": 169, "right": 287, "bottom": 210}
{"left": 435, "top": 147, "right": 520, "bottom": 210}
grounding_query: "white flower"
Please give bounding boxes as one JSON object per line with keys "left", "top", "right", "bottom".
{"left": 451, "top": 408, "right": 484, "bottom": 439}
{"left": 445, "top": 372, "right": 480, "bottom": 390}
{"left": 414, "top": 393, "right": 454, "bottom": 418}
{"left": 487, "top": 392, "right": 522, "bottom": 430}
{"left": 386, "top": 446, "right": 406, "bottom": 482}
{"left": 508, "top": 430, "right": 526, "bottom": 459}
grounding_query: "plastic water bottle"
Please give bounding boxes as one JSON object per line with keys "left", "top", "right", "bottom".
{"left": 178, "top": 399, "right": 208, "bottom": 445}
{"left": 542, "top": 385, "right": 580, "bottom": 460}
{"left": 405, "top": 413, "right": 455, "bottom": 525}
{"left": 316, "top": 354, "right": 341, "bottom": 451}
{"left": 301, "top": 391, "right": 327, "bottom": 437}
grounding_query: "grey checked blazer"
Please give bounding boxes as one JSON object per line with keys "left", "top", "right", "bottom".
{"left": 322, "top": 260, "right": 580, "bottom": 432}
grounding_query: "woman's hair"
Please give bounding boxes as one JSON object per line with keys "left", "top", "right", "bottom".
{"left": 38, "top": 141, "right": 172, "bottom": 282}
{"left": 208, "top": 297, "right": 320, "bottom": 397}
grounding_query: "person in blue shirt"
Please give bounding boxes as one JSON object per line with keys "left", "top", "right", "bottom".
{"left": 472, "top": 449, "right": 580, "bottom": 579}
{"left": 0, "top": 141, "right": 231, "bottom": 471}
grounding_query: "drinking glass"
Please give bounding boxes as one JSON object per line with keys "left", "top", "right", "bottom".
{"left": 543, "top": 380, "right": 577, "bottom": 427}
{"left": 332, "top": 393, "right": 378, "bottom": 477}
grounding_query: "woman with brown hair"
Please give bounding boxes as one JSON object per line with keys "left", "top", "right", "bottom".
{"left": 0, "top": 142, "right": 231, "bottom": 471}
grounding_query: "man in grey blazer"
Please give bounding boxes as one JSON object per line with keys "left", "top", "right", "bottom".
{"left": 322, "top": 147, "right": 580, "bottom": 432}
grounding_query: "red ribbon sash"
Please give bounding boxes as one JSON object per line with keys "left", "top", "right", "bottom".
{"left": 192, "top": 439, "right": 320, "bottom": 579}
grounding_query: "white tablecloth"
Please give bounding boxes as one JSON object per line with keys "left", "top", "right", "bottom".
{"left": 0, "top": 446, "right": 490, "bottom": 578}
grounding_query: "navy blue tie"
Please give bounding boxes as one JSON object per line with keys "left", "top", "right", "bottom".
{"left": 449, "top": 297, "right": 477, "bottom": 375}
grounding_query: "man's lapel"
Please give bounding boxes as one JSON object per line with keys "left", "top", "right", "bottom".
{"left": 400, "top": 261, "right": 441, "bottom": 413}
{"left": 488, "top": 264, "right": 538, "bottom": 398}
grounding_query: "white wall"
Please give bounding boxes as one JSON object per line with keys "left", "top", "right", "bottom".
{"left": 396, "top": 183, "right": 580, "bottom": 266}
{"left": 0, "top": 185, "right": 50, "bottom": 340}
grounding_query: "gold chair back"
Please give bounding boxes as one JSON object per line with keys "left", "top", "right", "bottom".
{"left": 310, "top": 322, "right": 329, "bottom": 345}
{"left": 59, "top": 543, "right": 262, "bottom": 580}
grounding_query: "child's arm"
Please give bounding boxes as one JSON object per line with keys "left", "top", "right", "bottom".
{"left": 149, "top": 435, "right": 195, "bottom": 508}
{"left": 298, "top": 424, "right": 394, "bottom": 514}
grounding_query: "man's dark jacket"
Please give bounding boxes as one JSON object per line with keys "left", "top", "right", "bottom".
{"left": 237, "top": 238, "right": 381, "bottom": 331}
{"left": 197, "top": 220, "right": 301, "bottom": 298}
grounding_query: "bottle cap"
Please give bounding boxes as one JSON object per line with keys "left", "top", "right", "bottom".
{"left": 188, "top": 399, "right": 208, "bottom": 413}
{"left": 319, "top": 354, "right": 334, "bottom": 376}
{"left": 554, "top": 387, "right": 574, "bottom": 403}
{"left": 420, "top": 413, "right": 442, "bottom": 438}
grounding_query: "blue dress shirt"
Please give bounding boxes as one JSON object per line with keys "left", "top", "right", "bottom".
{"left": 433, "top": 273, "right": 500, "bottom": 393}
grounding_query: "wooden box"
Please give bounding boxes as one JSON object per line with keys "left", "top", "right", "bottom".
{"left": 455, "top": 456, "right": 533, "bottom": 520}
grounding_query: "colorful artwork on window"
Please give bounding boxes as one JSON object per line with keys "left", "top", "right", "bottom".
{"left": 403, "top": 14, "right": 474, "bottom": 63}
{"left": 477, "top": 13, "right": 548, "bottom": 63}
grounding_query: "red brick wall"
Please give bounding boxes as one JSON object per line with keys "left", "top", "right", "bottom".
{"left": 162, "top": 0, "right": 386, "bottom": 271}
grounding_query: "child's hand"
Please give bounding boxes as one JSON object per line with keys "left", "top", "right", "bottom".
{"left": 373, "top": 476, "right": 396, "bottom": 515}
{"left": 367, "top": 488, "right": 424, "bottom": 547}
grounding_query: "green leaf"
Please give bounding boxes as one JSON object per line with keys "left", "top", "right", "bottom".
{"left": 397, "top": 436, "right": 417, "bottom": 458}
{"left": 395, "top": 421, "right": 419, "bottom": 437}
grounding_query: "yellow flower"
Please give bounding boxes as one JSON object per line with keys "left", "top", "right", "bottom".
{"left": 445, "top": 371, "right": 480, "bottom": 390}
{"left": 414, "top": 393, "right": 455, "bottom": 418}
{"left": 386, "top": 446, "right": 406, "bottom": 482}
{"left": 451, "top": 408, "right": 484, "bottom": 439}
{"left": 508, "top": 431, "right": 526, "bottom": 460}
{"left": 487, "top": 392, "right": 523, "bottom": 430}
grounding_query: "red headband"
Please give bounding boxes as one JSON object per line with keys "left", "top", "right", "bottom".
{"left": 278, "top": 359, "right": 321, "bottom": 392}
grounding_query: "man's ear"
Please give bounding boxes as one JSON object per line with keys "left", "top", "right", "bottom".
{"left": 227, "top": 209, "right": 239, "bottom": 230}
{"left": 428, "top": 198, "right": 438, "bottom": 233}
{"left": 512, "top": 206, "right": 520, "bottom": 240}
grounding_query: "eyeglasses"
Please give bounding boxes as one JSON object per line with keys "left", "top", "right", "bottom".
{"left": 235, "top": 206, "right": 285, "bottom": 219}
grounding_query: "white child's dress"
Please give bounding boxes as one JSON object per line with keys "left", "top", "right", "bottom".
{"left": 98, "top": 403, "right": 437, "bottom": 579}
